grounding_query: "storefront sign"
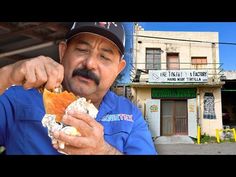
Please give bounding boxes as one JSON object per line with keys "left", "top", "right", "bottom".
{"left": 149, "top": 70, "right": 208, "bottom": 83}
{"left": 152, "top": 88, "right": 196, "bottom": 99}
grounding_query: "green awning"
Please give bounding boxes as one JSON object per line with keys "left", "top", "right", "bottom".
{"left": 152, "top": 88, "right": 197, "bottom": 99}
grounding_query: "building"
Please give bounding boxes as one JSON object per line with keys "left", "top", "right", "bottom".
{"left": 130, "top": 24, "right": 224, "bottom": 138}
{"left": 221, "top": 71, "right": 236, "bottom": 125}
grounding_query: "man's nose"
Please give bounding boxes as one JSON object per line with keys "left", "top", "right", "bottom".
{"left": 83, "top": 53, "right": 98, "bottom": 70}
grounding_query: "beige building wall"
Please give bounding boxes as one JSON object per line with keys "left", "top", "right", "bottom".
{"left": 199, "top": 88, "right": 223, "bottom": 136}
{"left": 131, "top": 87, "right": 151, "bottom": 116}
{"left": 134, "top": 29, "right": 220, "bottom": 82}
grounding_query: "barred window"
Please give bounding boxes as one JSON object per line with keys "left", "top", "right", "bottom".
{"left": 146, "top": 48, "right": 162, "bottom": 70}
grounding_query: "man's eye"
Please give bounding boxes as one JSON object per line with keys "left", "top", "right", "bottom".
{"left": 77, "top": 48, "right": 89, "bottom": 53}
{"left": 101, "top": 55, "right": 110, "bottom": 61}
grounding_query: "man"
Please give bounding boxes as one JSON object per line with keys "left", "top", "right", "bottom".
{"left": 0, "top": 22, "right": 157, "bottom": 155}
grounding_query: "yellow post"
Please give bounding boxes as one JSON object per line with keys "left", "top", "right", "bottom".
{"left": 232, "top": 128, "right": 236, "bottom": 142}
{"left": 197, "top": 125, "right": 201, "bottom": 144}
{"left": 216, "top": 129, "right": 220, "bottom": 143}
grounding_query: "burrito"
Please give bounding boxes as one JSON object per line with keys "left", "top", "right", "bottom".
{"left": 41, "top": 87, "right": 98, "bottom": 150}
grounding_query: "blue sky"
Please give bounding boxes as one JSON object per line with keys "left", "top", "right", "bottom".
{"left": 138, "top": 22, "right": 236, "bottom": 71}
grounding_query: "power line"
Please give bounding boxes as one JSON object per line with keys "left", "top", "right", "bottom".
{"left": 135, "top": 35, "right": 236, "bottom": 46}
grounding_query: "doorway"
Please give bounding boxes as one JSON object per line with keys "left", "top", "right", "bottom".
{"left": 161, "top": 100, "right": 188, "bottom": 135}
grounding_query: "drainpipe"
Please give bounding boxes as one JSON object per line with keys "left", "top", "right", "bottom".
{"left": 212, "top": 43, "right": 217, "bottom": 81}
{"left": 197, "top": 90, "right": 201, "bottom": 125}
{"left": 134, "top": 23, "right": 138, "bottom": 70}
{"left": 197, "top": 88, "right": 201, "bottom": 144}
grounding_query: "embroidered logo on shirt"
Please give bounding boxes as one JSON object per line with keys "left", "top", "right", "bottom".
{"left": 101, "top": 114, "right": 133, "bottom": 122}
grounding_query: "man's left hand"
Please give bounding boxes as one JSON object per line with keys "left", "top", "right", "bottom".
{"left": 52, "top": 110, "right": 121, "bottom": 155}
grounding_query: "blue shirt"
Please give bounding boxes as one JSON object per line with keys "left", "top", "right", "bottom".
{"left": 0, "top": 86, "right": 157, "bottom": 155}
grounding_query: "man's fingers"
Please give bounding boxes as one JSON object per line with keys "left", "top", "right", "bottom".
{"left": 11, "top": 56, "right": 64, "bottom": 90}
{"left": 44, "top": 62, "right": 64, "bottom": 89}
{"left": 62, "top": 114, "right": 92, "bottom": 136}
{"left": 53, "top": 131, "right": 90, "bottom": 148}
{"left": 67, "top": 110, "right": 99, "bottom": 128}
{"left": 57, "top": 145, "right": 92, "bottom": 155}
{"left": 65, "top": 110, "right": 104, "bottom": 138}
{"left": 55, "top": 64, "right": 64, "bottom": 87}
{"left": 31, "top": 65, "right": 48, "bottom": 88}
{"left": 23, "top": 66, "right": 37, "bottom": 89}
{"left": 36, "top": 65, "right": 48, "bottom": 83}
{"left": 44, "top": 67, "right": 59, "bottom": 89}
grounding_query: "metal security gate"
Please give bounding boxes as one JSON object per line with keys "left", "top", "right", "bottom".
{"left": 175, "top": 101, "right": 188, "bottom": 134}
{"left": 161, "top": 100, "right": 188, "bottom": 136}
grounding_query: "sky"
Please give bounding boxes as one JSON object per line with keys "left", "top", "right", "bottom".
{"left": 138, "top": 22, "right": 236, "bottom": 71}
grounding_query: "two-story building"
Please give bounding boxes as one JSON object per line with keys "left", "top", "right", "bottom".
{"left": 131, "top": 24, "right": 224, "bottom": 138}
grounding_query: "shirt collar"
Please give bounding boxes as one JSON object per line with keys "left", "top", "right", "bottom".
{"left": 96, "top": 90, "right": 116, "bottom": 121}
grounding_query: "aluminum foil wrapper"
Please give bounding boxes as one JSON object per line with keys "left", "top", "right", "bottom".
{"left": 41, "top": 97, "right": 98, "bottom": 152}
{"left": 65, "top": 97, "right": 98, "bottom": 119}
{"left": 42, "top": 114, "right": 63, "bottom": 139}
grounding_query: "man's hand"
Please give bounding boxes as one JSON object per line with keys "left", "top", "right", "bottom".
{"left": 52, "top": 110, "right": 122, "bottom": 155}
{"left": 0, "top": 55, "right": 64, "bottom": 94}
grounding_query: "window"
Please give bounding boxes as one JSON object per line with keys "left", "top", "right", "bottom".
{"left": 167, "top": 53, "right": 180, "bottom": 70}
{"left": 146, "top": 48, "right": 161, "bottom": 70}
{"left": 191, "top": 57, "right": 207, "bottom": 65}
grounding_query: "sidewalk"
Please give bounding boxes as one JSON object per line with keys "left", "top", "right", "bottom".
{"left": 155, "top": 135, "right": 194, "bottom": 144}
{"left": 155, "top": 142, "right": 236, "bottom": 155}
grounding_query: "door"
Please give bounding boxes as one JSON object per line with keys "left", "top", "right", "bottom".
{"left": 145, "top": 99, "right": 161, "bottom": 137}
{"left": 161, "top": 100, "right": 188, "bottom": 135}
{"left": 161, "top": 101, "right": 174, "bottom": 135}
{"left": 175, "top": 101, "right": 188, "bottom": 135}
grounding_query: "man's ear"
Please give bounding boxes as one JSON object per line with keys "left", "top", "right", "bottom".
{"left": 58, "top": 41, "right": 67, "bottom": 63}
{"left": 118, "top": 58, "right": 126, "bottom": 74}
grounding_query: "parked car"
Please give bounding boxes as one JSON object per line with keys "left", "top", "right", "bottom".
{"left": 222, "top": 108, "right": 231, "bottom": 124}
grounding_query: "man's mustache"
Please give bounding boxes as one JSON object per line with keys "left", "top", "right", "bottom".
{"left": 72, "top": 68, "right": 100, "bottom": 86}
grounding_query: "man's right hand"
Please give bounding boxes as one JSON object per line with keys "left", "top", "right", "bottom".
{"left": 0, "top": 56, "right": 64, "bottom": 94}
